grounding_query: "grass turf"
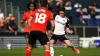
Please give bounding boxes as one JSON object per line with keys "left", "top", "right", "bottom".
{"left": 0, "top": 48, "right": 100, "bottom": 56}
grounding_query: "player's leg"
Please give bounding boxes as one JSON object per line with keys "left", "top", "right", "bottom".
{"left": 26, "top": 44, "right": 32, "bottom": 56}
{"left": 26, "top": 31, "right": 37, "bottom": 56}
{"left": 50, "top": 40, "right": 55, "bottom": 56}
{"left": 63, "top": 35, "right": 80, "bottom": 54}
{"left": 26, "top": 38, "right": 28, "bottom": 46}
{"left": 38, "top": 32, "right": 51, "bottom": 56}
{"left": 24, "top": 32, "right": 29, "bottom": 48}
{"left": 64, "top": 40, "right": 80, "bottom": 54}
{"left": 50, "top": 35, "right": 57, "bottom": 56}
{"left": 43, "top": 44, "right": 51, "bottom": 56}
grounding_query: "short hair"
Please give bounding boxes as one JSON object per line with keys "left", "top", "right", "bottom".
{"left": 27, "top": 2, "right": 36, "bottom": 10}
{"left": 59, "top": 8, "right": 65, "bottom": 12}
{"left": 40, "top": 0, "right": 48, "bottom": 7}
{"left": 76, "top": 1, "right": 80, "bottom": 3}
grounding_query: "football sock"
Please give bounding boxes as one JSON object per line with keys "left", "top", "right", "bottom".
{"left": 50, "top": 46, "right": 54, "bottom": 56}
{"left": 45, "top": 50, "right": 50, "bottom": 56}
{"left": 25, "top": 48, "right": 31, "bottom": 56}
{"left": 69, "top": 46, "right": 74, "bottom": 50}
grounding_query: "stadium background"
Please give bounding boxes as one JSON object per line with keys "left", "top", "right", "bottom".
{"left": 0, "top": 0, "right": 100, "bottom": 56}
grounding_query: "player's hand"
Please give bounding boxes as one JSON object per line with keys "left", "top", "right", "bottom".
{"left": 48, "top": 30, "right": 53, "bottom": 37}
{"left": 66, "top": 28, "right": 73, "bottom": 34}
{"left": 20, "top": 20, "right": 24, "bottom": 24}
{"left": 67, "top": 30, "right": 73, "bottom": 34}
{"left": 81, "top": 20, "right": 85, "bottom": 24}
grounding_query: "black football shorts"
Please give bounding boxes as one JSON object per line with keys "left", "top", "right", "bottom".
{"left": 51, "top": 34, "right": 69, "bottom": 43}
{"left": 29, "top": 31, "right": 49, "bottom": 46}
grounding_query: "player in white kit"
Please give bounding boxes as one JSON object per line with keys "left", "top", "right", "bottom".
{"left": 50, "top": 8, "right": 80, "bottom": 56}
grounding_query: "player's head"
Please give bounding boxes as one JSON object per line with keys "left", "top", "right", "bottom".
{"left": 92, "top": 1, "right": 96, "bottom": 6}
{"left": 40, "top": 0, "right": 48, "bottom": 7}
{"left": 27, "top": 2, "right": 36, "bottom": 11}
{"left": 59, "top": 8, "right": 65, "bottom": 17}
{"left": 76, "top": 1, "right": 80, "bottom": 4}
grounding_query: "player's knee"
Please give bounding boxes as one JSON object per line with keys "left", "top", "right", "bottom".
{"left": 44, "top": 44, "right": 50, "bottom": 50}
{"left": 27, "top": 44, "right": 32, "bottom": 49}
{"left": 50, "top": 40, "right": 55, "bottom": 45}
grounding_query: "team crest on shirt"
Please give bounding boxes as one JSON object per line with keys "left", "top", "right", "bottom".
{"left": 63, "top": 19, "right": 67, "bottom": 23}
{"left": 63, "top": 20, "right": 65, "bottom": 22}
{"left": 56, "top": 17, "right": 59, "bottom": 19}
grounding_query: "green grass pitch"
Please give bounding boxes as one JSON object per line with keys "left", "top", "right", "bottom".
{"left": 0, "top": 48, "right": 100, "bottom": 56}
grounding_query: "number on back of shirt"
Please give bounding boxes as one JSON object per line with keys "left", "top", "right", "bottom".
{"left": 35, "top": 13, "right": 47, "bottom": 24}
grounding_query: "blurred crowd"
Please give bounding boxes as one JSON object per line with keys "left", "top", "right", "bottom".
{"left": 47, "top": 0, "right": 100, "bottom": 26}
{"left": 0, "top": 0, "right": 100, "bottom": 32}
{"left": 0, "top": 9, "right": 18, "bottom": 32}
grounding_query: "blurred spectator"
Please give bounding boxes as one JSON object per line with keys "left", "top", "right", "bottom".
{"left": 64, "top": 0, "right": 73, "bottom": 25}
{"left": 79, "top": 9, "right": 85, "bottom": 24}
{"left": 85, "top": 1, "right": 97, "bottom": 26}
{"left": 6, "top": 13, "right": 13, "bottom": 21}
{"left": 47, "top": 0, "right": 58, "bottom": 17}
{"left": 5, "top": 16, "right": 18, "bottom": 32}
{"left": 5, "top": 13, "right": 13, "bottom": 24}
{"left": 56, "top": 0, "right": 64, "bottom": 14}
{"left": 47, "top": 0, "right": 54, "bottom": 30}
{"left": 74, "top": 1, "right": 82, "bottom": 8}
{"left": 89, "top": 1, "right": 97, "bottom": 9}
{"left": 5, "top": 13, "right": 13, "bottom": 31}
{"left": 55, "top": 0, "right": 59, "bottom": 2}
{"left": 87, "top": 7, "right": 97, "bottom": 26}
{"left": 0, "top": 8, "right": 4, "bottom": 31}
{"left": 48, "top": 0, "right": 53, "bottom": 4}
{"left": 48, "top": 0, "right": 53, "bottom": 11}
{"left": 73, "top": 1, "right": 83, "bottom": 26}
{"left": 65, "top": 1, "right": 72, "bottom": 10}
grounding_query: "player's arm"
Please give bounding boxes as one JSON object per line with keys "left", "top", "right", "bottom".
{"left": 49, "top": 12, "right": 55, "bottom": 32}
{"left": 20, "top": 19, "right": 25, "bottom": 24}
{"left": 65, "top": 18, "right": 73, "bottom": 34}
{"left": 48, "top": 19, "right": 55, "bottom": 37}
{"left": 20, "top": 12, "right": 27, "bottom": 24}
{"left": 49, "top": 12, "right": 55, "bottom": 36}
{"left": 50, "top": 19, "right": 55, "bottom": 31}
{"left": 66, "top": 27, "right": 73, "bottom": 34}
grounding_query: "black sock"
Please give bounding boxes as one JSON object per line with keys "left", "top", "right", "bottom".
{"left": 69, "top": 46, "right": 74, "bottom": 50}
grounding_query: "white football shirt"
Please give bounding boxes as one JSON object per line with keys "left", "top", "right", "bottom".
{"left": 53, "top": 15, "right": 69, "bottom": 35}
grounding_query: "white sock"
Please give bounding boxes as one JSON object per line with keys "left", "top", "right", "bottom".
{"left": 50, "top": 46, "right": 54, "bottom": 56}
{"left": 7, "top": 44, "right": 11, "bottom": 49}
{"left": 8, "top": 46, "right": 11, "bottom": 49}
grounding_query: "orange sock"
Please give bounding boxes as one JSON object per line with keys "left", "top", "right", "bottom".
{"left": 25, "top": 48, "right": 31, "bottom": 56}
{"left": 45, "top": 50, "right": 50, "bottom": 56}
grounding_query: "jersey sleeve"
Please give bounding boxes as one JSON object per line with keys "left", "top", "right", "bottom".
{"left": 49, "top": 11, "right": 53, "bottom": 20}
{"left": 22, "top": 12, "right": 27, "bottom": 21}
{"left": 65, "top": 17, "right": 70, "bottom": 27}
{"left": 55, "top": 15, "right": 59, "bottom": 20}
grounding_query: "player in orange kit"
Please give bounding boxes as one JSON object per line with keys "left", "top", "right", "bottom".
{"left": 20, "top": 2, "right": 36, "bottom": 48}
{"left": 25, "top": 0, "right": 55, "bottom": 56}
